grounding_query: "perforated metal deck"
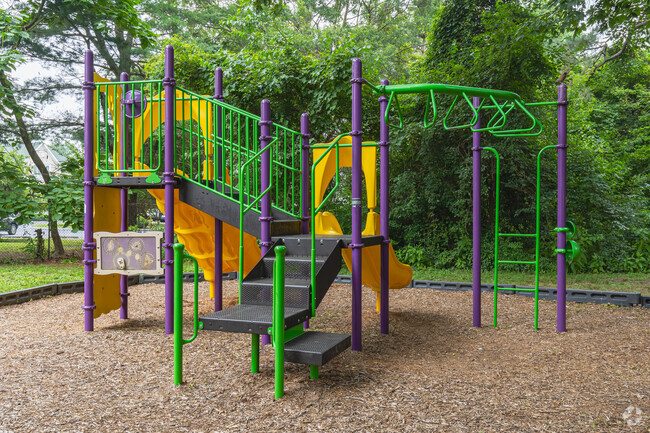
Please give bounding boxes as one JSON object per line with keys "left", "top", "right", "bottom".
{"left": 200, "top": 304, "right": 310, "bottom": 335}
{"left": 284, "top": 331, "right": 351, "bottom": 366}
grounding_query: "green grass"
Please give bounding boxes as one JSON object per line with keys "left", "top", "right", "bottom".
{"left": 1, "top": 261, "right": 647, "bottom": 296}
{"left": 0, "top": 263, "right": 84, "bottom": 294}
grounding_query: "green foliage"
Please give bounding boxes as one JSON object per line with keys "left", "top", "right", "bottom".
{"left": 0, "top": 146, "right": 84, "bottom": 231}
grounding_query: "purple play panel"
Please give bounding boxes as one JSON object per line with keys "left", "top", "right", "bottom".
{"left": 94, "top": 231, "right": 163, "bottom": 276}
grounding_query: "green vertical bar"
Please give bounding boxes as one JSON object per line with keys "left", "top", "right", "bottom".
{"left": 251, "top": 333, "right": 259, "bottom": 373}
{"left": 96, "top": 84, "right": 101, "bottom": 173}
{"left": 181, "top": 92, "right": 186, "bottom": 174}
{"left": 483, "top": 147, "right": 500, "bottom": 328}
{"left": 310, "top": 365, "right": 319, "bottom": 379}
{"left": 173, "top": 243, "right": 185, "bottom": 385}
{"left": 274, "top": 245, "right": 286, "bottom": 399}
{"left": 535, "top": 145, "right": 555, "bottom": 330}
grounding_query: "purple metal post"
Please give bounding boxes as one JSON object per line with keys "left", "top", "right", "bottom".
{"left": 214, "top": 68, "right": 224, "bottom": 312}
{"left": 260, "top": 99, "right": 272, "bottom": 346}
{"left": 119, "top": 72, "right": 130, "bottom": 320}
{"left": 472, "top": 97, "right": 482, "bottom": 327}
{"left": 163, "top": 45, "right": 176, "bottom": 335}
{"left": 379, "top": 79, "right": 390, "bottom": 335}
{"left": 350, "top": 59, "right": 363, "bottom": 351}
{"left": 301, "top": 113, "right": 311, "bottom": 331}
{"left": 557, "top": 84, "right": 568, "bottom": 332}
{"left": 301, "top": 113, "right": 311, "bottom": 235}
{"left": 83, "top": 50, "right": 96, "bottom": 331}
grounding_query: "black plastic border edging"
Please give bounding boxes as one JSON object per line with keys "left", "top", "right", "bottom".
{"left": 332, "top": 275, "right": 647, "bottom": 308}
{"left": 0, "top": 272, "right": 646, "bottom": 309}
{"left": 0, "top": 271, "right": 239, "bottom": 308}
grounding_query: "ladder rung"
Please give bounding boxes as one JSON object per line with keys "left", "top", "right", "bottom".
{"left": 497, "top": 260, "right": 536, "bottom": 265}
{"left": 498, "top": 233, "right": 536, "bottom": 237}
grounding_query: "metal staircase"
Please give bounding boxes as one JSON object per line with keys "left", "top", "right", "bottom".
{"left": 192, "top": 189, "right": 352, "bottom": 372}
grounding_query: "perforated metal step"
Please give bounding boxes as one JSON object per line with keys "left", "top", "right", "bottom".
{"left": 284, "top": 331, "right": 351, "bottom": 366}
{"left": 241, "top": 278, "right": 311, "bottom": 309}
{"left": 262, "top": 255, "right": 326, "bottom": 280}
{"left": 200, "top": 304, "right": 310, "bottom": 335}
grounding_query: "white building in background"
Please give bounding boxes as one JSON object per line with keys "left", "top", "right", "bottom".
{"left": 13, "top": 143, "right": 68, "bottom": 181}
{"left": 34, "top": 143, "right": 67, "bottom": 176}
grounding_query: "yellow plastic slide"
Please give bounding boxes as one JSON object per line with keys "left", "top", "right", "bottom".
{"left": 313, "top": 136, "right": 413, "bottom": 294}
{"left": 127, "top": 88, "right": 261, "bottom": 298}
{"left": 93, "top": 81, "right": 410, "bottom": 318}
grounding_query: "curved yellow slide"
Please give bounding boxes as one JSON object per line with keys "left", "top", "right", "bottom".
{"left": 129, "top": 89, "right": 261, "bottom": 297}
{"left": 94, "top": 82, "right": 259, "bottom": 319}
{"left": 313, "top": 136, "right": 413, "bottom": 293}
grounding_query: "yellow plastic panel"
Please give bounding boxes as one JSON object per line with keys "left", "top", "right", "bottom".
{"left": 312, "top": 135, "right": 413, "bottom": 292}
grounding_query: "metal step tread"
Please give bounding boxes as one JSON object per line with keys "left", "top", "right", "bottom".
{"left": 277, "top": 234, "right": 384, "bottom": 248}
{"left": 243, "top": 277, "right": 311, "bottom": 288}
{"left": 284, "top": 331, "right": 351, "bottom": 366}
{"left": 200, "top": 304, "right": 310, "bottom": 334}
{"left": 262, "top": 255, "right": 327, "bottom": 263}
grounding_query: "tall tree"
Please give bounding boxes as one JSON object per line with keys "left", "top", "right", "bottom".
{"left": 0, "top": 0, "right": 154, "bottom": 255}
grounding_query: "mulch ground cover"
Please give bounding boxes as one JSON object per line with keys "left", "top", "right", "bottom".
{"left": 0, "top": 280, "right": 648, "bottom": 432}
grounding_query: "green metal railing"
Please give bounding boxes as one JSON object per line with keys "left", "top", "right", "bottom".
{"left": 486, "top": 144, "right": 555, "bottom": 330}
{"left": 95, "top": 80, "right": 165, "bottom": 184}
{"left": 173, "top": 243, "right": 201, "bottom": 385}
{"left": 309, "top": 133, "right": 348, "bottom": 316}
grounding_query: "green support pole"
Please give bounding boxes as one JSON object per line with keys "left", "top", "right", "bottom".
{"left": 273, "top": 245, "right": 286, "bottom": 399}
{"left": 173, "top": 243, "right": 199, "bottom": 386}
{"left": 251, "top": 334, "right": 260, "bottom": 373}
{"left": 310, "top": 365, "right": 319, "bottom": 379}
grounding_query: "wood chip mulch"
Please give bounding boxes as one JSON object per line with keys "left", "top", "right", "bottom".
{"left": 0, "top": 280, "right": 648, "bottom": 432}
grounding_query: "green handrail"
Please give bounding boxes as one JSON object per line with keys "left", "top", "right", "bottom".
{"left": 173, "top": 243, "right": 200, "bottom": 386}
{"left": 310, "top": 133, "right": 348, "bottom": 316}
{"left": 272, "top": 245, "right": 286, "bottom": 399}
{"left": 238, "top": 141, "right": 276, "bottom": 300}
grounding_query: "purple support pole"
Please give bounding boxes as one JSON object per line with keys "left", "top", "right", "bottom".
{"left": 214, "top": 68, "right": 224, "bottom": 312}
{"left": 301, "top": 113, "right": 311, "bottom": 235}
{"left": 83, "top": 50, "right": 96, "bottom": 331}
{"left": 260, "top": 100, "right": 272, "bottom": 346}
{"left": 350, "top": 59, "right": 363, "bottom": 351}
{"left": 163, "top": 45, "right": 176, "bottom": 335}
{"left": 301, "top": 113, "right": 311, "bottom": 331}
{"left": 379, "top": 79, "right": 390, "bottom": 335}
{"left": 119, "top": 72, "right": 130, "bottom": 320}
{"left": 472, "top": 97, "right": 482, "bottom": 328}
{"left": 557, "top": 84, "right": 568, "bottom": 332}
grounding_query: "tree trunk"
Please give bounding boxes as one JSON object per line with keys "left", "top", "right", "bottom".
{"left": 49, "top": 213, "right": 65, "bottom": 257}
{"left": 0, "top": 70, "right": 66, "bottom": 256}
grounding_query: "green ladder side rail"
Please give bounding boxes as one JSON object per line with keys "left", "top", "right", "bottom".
{"left": 173, "top": 243, "right": 201, "bottom": 386}
{"left": 363, "top": 80, "right": 558, "bottom": 137}
{"left": 484, "top": 145, "right": 555, "bottom": 330}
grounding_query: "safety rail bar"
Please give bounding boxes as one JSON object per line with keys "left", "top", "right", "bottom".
{"left": 173, "top": 243, "right": 200, "bottom": 386}
{"left": 309, "top": 133, "right": 349, "bottom": 315}
{"left": 95, "top": 80, "right": 165, "bottom": 184}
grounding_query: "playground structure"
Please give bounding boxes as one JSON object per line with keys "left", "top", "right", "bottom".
{"left": 82, "top": 45, "right": 576, "bottom": 397}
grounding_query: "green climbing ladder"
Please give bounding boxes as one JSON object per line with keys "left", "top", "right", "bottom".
{"left": 485, "top": 145, "right": 557, "bottom": 330}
